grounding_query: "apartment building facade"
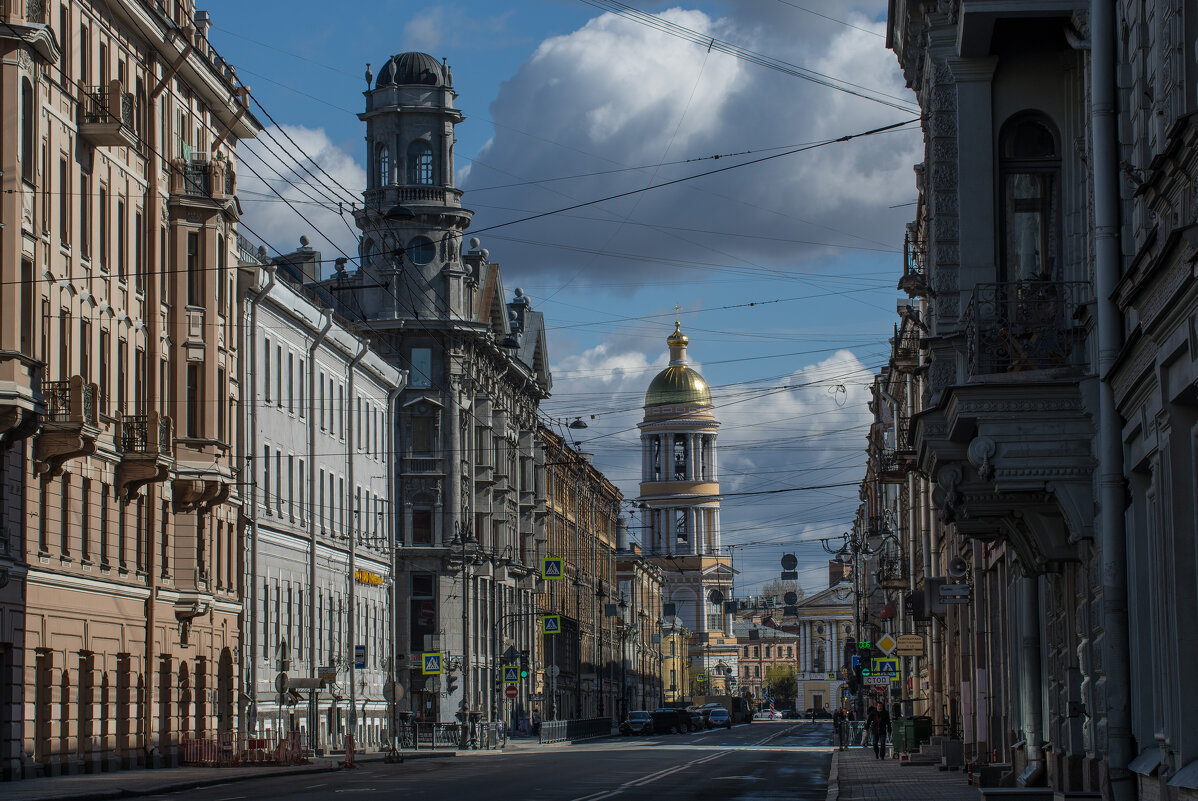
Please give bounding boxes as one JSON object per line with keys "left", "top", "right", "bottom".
{"left": 0, "top": 0, "right": 258, "bottom": 778}
{"left": 240, "top": 243, "right": 403, "bottom": 753}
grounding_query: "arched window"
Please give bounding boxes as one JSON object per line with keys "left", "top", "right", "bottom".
{"left": 377, "top": 145, "right": 390, "bottom": 186}
{"left": 999, "top": 114, "right": 1060, "bottom": 282}
{"left": 407, "top": 140, "right": 433, "bottom": 185}
{"left": 21, "top": 78, "right": 34, "bottom": 183}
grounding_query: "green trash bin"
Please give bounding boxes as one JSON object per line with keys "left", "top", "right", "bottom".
{"left": 912, "top": 716, "right": 933, "bottom": 747}
{"left": 892, "top": 720, "right": 912, "bottom": 753}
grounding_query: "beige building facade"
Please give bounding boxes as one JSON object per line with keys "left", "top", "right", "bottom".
{"left": 0, "top": 0, "right": 257, "bottom": 778}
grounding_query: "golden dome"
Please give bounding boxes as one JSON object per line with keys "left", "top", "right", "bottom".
{"left": 645, "top": 365, "right": 711, "bottom": 407}
{"left": 667, "top": 320, "right": 688, "bottom": 347}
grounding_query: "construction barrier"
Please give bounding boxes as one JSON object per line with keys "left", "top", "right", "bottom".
{"left": 180, "top": 731, "right": 308, "bottom": 767}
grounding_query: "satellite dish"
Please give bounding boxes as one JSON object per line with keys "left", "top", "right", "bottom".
{"left": 781, "top": 553, "right": 798, "bottom": 571}
{"left": 948, "top": 557, "right": 968, "bottom": 578}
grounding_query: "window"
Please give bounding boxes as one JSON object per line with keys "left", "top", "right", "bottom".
{"left": 79, "top": 174, "right": 89, "bottom": 257}
{"left": 287, "top": 353, "right": 294, "bottom": 414}
{"left": 264, "top": 338, "right": 271, "bottom": 403}
{"left": 99, "top": 186, "right": 108, "bottom": 271}
{"left": 60, "top": 475, "right": 71, "bottom": 555}
{"left": 318, "top": 468, "right": 326, "bottom": 531}
{"left": 753, "top": 646, "right": 760, "bottom": 658}
{"left": 412, "top": 509, "right": 433, "bottom": 545}
{"left": 765, "top": 646, "right": 772, "bottom": 658}
{"left": 287, "top": 455, "right": 295, "bottom": 521}
{"left": 134, "top": 211, "right": 144, "bottom": 292}
{"left": 135, "top": 348, "right": 146, "bottom": 414}
{"left": 377, "top": 144, "right": 390, "bottom": 186}
{"left": 98, "top": 329, "right": 109, "bottom": 415}
{"left": 161, "top": 501, "right": 170, "bottom": 577}
{"left": 186, "top": 232, "right": 202, "bottom": 305}
{"left": 412, "top": 417, "right": 434, "bottom": 454}
{"left": 743, "top": 645, "right": 749, "bottom": 657}
{"left": 58, "top": 158, "right": 71, "bottom": 248}
{"left": 319, "top": 371, "right": 326, "bottom": 429}
{"left": 275, "top": 450, "right": 283, "bottom": 516}
{"left": 276, "top": 345, "right": 283, "bottom": 407}
{"left": 20, "top": 260, "right": 33, "bottom": 356}
{"left": 338, "top": 384, "right": 344, "bottom": 439}
{"left": 116, "top": 198, "right": 126, "bottom": 281}
{"left": 160, "top": 226, "right": 168, "bottom": 298}
{"left": 116, "top": 338, "right": 127, "bottom": 412}
{"left": 263, "top": 445, "right": 271, "bottom": 513}
{"left": 216, "top": 234, "right": 225, "bottom": 311}
{"left": 20, "top": 79, "right": 34, "bottom": 183}
{"left": 186, "top": 364, "right": 201, "bottom": 437}
{"left": 407, "top": 140, "right": 433, "bottom": 184}
{"left": 999, "top": 114, "right": 1060, "bottom": 283}
{"left": 99, "top": 483, "right": 110, "bottom": 565}
{"left": 217, "top": 367, "right": 226, "bottom": 440}
{"left": 297, "top": 359, "right": 305, "bottom": 418}
{"left": 356, "top": 396, "right": 362, "bottom": 449}
{"left": 410, "top": 348, "right": 431, "bottom": 388}
{"left": 80, "top": 320, "right": 91, "bottom": 382}
{"left": 298, "top": 459, "right": 306, "bottom": 524}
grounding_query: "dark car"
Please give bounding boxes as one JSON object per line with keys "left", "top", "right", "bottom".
{"left": 620, "top": 710, "right": 655, "bottom": 736}
{"left": 650, "top": 708, "right": 691, "bottom": 734}
{"left": 686, "top": 709, "right": 705, "bottom": 731}
{"left": 709, "top": 707, "right": 733, "bottom": 729}
{"left": 694, "top": 707, "right": 716, "bottom": 729}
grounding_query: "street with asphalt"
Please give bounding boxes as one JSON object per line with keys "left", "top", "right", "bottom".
{"left": 128, "top": 721, "right": 830, "bottom": 801}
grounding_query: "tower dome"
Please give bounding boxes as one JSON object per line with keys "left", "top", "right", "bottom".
{"left": 645, "top": 322, "right": 711, "bottom": 407}
{"left": 375, "top": 52, "right": 447, "bottom": 87}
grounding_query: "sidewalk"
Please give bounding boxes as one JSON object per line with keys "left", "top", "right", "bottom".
{"left": 828, "top": 746, "right": 982, "bottom": 801}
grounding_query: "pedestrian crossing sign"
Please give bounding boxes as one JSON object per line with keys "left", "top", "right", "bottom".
{"left": 541, "top": 558, "right": 564, "bottom": 580}
{"left": 542, "top": 615, "right": 562, "bottom": 635}
{"left": 422, "top": 652, "right": 443, "bottom": 675}
{"left": 502, "top": 665, "right": 520, "bottom": 683}
{"left": 872, "top": 657, "right": 900, "bottom": 680}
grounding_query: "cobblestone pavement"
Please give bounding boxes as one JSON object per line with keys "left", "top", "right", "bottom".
{"left": 831, "top": 746, "right": 982, "bottom": 801}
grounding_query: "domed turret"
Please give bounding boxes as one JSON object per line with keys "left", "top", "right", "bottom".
{"left": 645, "top": 322, "right": 711, "bottom": 407}
{"left": 375, "top": 52, "right": 448, "bottom": 87}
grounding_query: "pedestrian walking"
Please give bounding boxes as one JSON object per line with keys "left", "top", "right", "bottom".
{"left": 866, "top": 700, "right": 891, "bottom": 759}
{"left": 532, "top": 708, "right": 542, "bottom": 736}
{"left": 832, "top": 707, "right": 849, "bottom": 750}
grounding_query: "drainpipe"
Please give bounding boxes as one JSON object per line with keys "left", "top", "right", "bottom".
{"left": 1091, "top": 1, "right": 1135, "bottom": 797}
{"left": 306, "top": 309, "right": 333, "bottom": 747}
{"left": 245, "top": 263, "right": 277, "bottom": 736}
{"left": 347, "top": 341, "right": 368, "bottom": 745}
{"left": 1017, "top": 573, "right": 1045, "bottom": 786}
{"left": 384, "top": 377, "right": 402, "bottom": 737}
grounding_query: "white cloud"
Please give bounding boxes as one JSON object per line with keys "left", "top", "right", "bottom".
{"left": 463, "top": 4, "right": 921, "bottom": 284}
{"left": 236, "top": 125, "right": 365, "bottom": 271}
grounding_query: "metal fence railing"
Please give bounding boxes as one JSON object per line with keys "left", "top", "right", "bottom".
{"left": 181, "top": 731, "right": 308, "bottom": 767}
{"left": 538, "top": 718, "right": 613, "bottom": 744}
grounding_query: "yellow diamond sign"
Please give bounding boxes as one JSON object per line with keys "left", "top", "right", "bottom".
{"left": 876, "top": 633, "right": 897, "bottom": 655}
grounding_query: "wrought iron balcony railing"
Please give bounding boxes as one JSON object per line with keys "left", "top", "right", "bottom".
{"left": 182, "top": 163, "right": 211, "bottom": 197}
{"left": 44, "top": 379, "right": 97, "bottom": 424}
{"left": 964, "top": 280, "right": 1088, "bottom": 376}
{"left": 81, "top": 85, "right": 134, "bottom": 126}
{"left": 118, "top": 414, "right": 173, "bottom": 456}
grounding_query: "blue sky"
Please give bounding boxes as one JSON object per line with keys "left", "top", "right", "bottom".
{"left": 204, "top": 0, "right": 920, "bottom": 595}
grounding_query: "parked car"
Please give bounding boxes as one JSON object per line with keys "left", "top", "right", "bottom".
{"left": 650, "top": 708, "right": 692, "bottom": 734}
{"left": 693, "top": 707, "right": 715, "bottom": 729}
{"left": 804, "top": 707, "right": 833, "bottom": 719}
{"left": 686, "top": 708, "right": 706, "bottom": 731}
{"left": 620, "top": 710, "right": 655, "bottom": 736}
{"left": 782, "top": 709, "right": 800, "bottom": 719}
{"left": 708, "top": 707, "right": 733, "bottom": 729}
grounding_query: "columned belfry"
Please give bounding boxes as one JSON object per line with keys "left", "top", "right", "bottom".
{"left": 638, "top": 323, "right": 735, "bottom": 679}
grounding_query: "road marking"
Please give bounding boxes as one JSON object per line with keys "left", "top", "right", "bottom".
{"left": 568, "top": 751, "right": 732, "bottom": 800}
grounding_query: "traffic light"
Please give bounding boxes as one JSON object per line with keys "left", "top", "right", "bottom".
{"left": 446, "top": 669, "right": 459, "bottom": 694}
{"left": 519, "top": 650, "right": 530, "bottom": 679}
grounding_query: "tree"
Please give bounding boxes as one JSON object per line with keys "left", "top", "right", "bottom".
{"left": 760, "top": 579, "right": 802, "bottom": 607}
{"left": 764, "top": 663, "right": 798, "bottom": 708}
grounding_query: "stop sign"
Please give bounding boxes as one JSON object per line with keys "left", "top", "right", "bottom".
{"left": 504, "top": 684, "right": 518, "bottom": 699}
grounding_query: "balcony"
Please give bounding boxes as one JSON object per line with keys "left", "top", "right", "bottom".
{"left": 115, "top": 412, "right": 173, "bottom": 499}
{"left": 34, "top": 376, "right": 100, "bottom": 476}
{"left": 403, "top": 456, "right": 441, "bottom": 475}
{"left": 361, "top": 185, "right": 465, "bottom": 210}
{"left": 876, "top": 553, "right": 908, "bottom": 589}
{"left": 168, "top": 158, "right": 234, "bottom": 203}
{"left": 964, "top": 281, "right": 1088, "bottom": 378}
{"left": 3, "top": 0, "right": 45, "bottom": 23}
{"left": 78, "top": 82, "right": 138, "bottom": 148}
{"left": 0, "top": 351, "right": 43, "bottom": 445}
{"left": 474, "top": 461, "right": 496, "bottom": 487}
{"left": 874, "top": 448, "right": 905, "bottom": 483}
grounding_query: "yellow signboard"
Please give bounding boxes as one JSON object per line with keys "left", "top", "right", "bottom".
{"left": 355, "top": 569, "right": 385, "bottom": 586}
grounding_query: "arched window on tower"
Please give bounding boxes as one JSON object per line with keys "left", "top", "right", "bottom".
{"left": 672, "top": 434, "right": 688, "bottom": 480}
{"left": 999, "top": 113, "right": 1060, "bottom": 282}
{"left": 377, "top": 145, "right": 390, "bottom": 187}
{"left": 674, "top": 510, "right": 688, "bottom": 545}
{"left": 407, "top": 140, "right": 433, "bottom": 185}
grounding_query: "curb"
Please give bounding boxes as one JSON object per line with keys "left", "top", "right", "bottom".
{"left": 13, "top": 764, "right": 341, "bottom": 801}
{"left": 825, "top": 749, "right": 841, "bottom": 801}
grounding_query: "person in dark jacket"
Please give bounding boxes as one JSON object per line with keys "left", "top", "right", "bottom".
{"left": 866, "top": 701, "right": 891, "bottom": 759}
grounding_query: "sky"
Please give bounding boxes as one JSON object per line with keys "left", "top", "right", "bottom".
{"left": 203, "top": 0, "right": 922, "bottom": 597}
